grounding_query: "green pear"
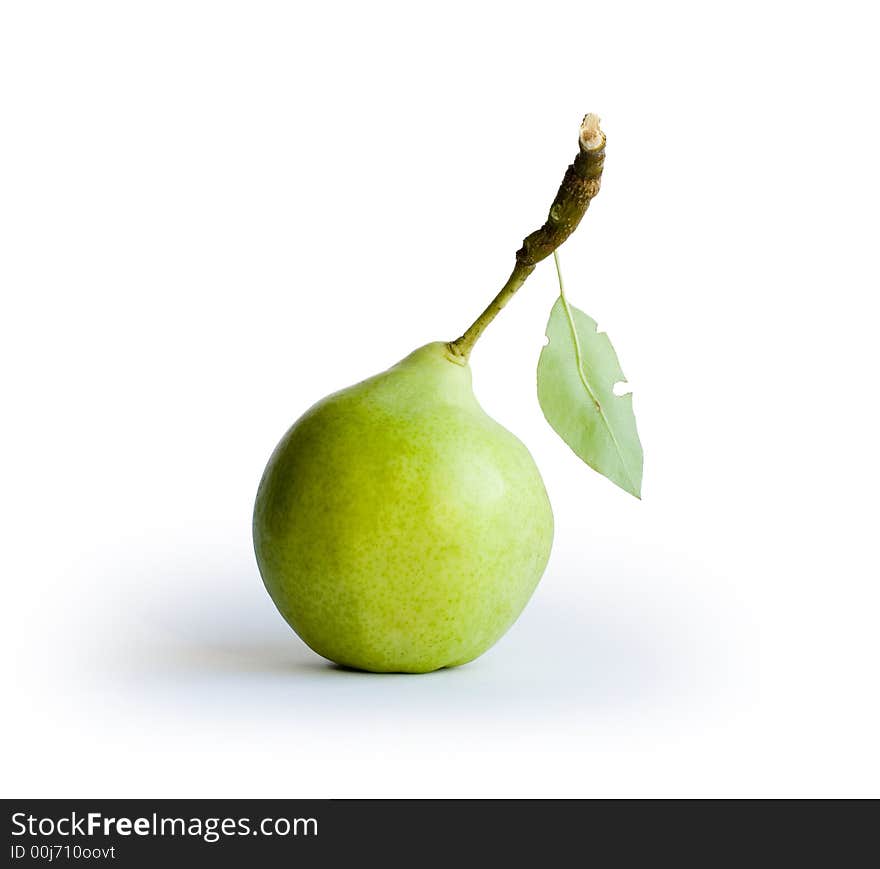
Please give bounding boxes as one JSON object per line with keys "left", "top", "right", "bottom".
{"left": 253, "top": 342, "right": 553, "bottom": 673}
{"left": 253, "top": 115, "right": 619, "bottom": 673}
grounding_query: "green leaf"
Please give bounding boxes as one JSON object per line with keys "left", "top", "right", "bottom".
{"left": 537, "top": 294, "right": 644, "bottom": 498}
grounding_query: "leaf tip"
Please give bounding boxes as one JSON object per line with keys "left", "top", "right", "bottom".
{"left": 619, "top": 477, "right": 642, "bottom": 500}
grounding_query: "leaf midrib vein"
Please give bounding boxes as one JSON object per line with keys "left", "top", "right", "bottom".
{"left": 558, "top": 291, "right": 638, "bottom": 494}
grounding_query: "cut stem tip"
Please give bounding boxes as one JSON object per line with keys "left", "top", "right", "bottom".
{"left": 579, "top": 113, "right": 604, "bottom": 151}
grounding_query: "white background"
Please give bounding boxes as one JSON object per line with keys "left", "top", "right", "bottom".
{"left": 2, "top": 1, "right": 878, "bottom": 798}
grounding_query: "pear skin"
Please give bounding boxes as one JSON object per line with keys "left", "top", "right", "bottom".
{"left": 253, "top": 342, "right": 553, "bottom": 673}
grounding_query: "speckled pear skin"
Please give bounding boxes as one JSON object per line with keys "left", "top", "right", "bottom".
{"left": 253, "top": 342, "right": 554, "bottom": 673}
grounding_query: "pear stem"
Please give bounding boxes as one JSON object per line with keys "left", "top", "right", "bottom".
{"left": 447, "top": 114, "right": 606, "bottom": 362}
